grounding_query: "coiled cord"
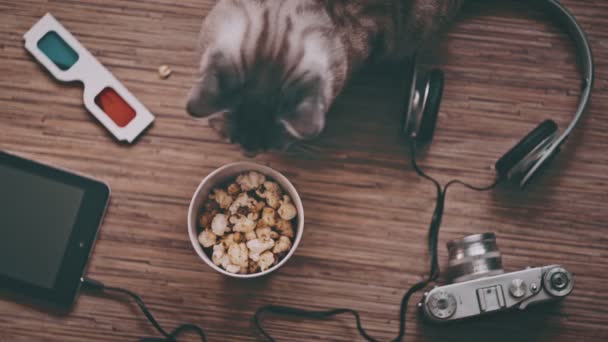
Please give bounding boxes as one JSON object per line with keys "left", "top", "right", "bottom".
{"left": 81, "top": 277, "right": 207, "bottom": 342}
{"left": 253, "top": 140, "right": 499, "bottom": 342}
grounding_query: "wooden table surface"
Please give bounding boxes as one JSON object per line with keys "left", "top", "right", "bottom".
{"left": 1, "top": 0, "right": 607, "bottom": 341}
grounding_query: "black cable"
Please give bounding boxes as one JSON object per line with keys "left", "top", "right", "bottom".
{"left": 252, "top": 140, "right": 500, "bottom": 342}
{"left": 81, "top": 277, "right": 207, "bottom": 342}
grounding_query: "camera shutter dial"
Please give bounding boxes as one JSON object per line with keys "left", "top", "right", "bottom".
{"left": 426, "top": 291, "right": 457, "bottom": 320}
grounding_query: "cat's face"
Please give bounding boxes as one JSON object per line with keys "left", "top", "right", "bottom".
{"left": 187, "top": 51, "right": 329, "bottom": 154}
{"left": 186, "top": 0, "right": 344, "bottom": 155}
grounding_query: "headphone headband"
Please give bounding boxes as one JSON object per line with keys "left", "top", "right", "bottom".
{"left": 403, "top": 0, "right": 595, "bottom": 188}
{"left": 519, "top": 0, "right": 594, "bottom": 186}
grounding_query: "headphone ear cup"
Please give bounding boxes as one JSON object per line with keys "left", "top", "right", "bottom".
{"left": 495, "top": 120, "right": 559, "bottom": 178}
{"left": 416, "top": 69, "right": 445, "bottom": 144}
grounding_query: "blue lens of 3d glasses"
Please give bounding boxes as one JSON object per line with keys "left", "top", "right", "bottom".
{"left": 37, "top": 31, "right": 79, "bottom": 70}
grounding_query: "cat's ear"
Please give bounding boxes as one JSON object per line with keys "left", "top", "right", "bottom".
{"left": 280, "top": 77, "right": 327, "bottom": 140}
{"left": 186, "top": 52, "right": 240, "bottom": 118}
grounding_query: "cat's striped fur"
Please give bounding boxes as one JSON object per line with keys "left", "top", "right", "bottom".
{"left": 187, "top": 0, "right": 464, "bottom": 154}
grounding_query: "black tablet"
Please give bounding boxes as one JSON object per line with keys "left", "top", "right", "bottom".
{"left": 0, "top": 151, "right": 110, "bottom": 310}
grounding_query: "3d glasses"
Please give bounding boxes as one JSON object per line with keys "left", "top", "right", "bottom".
{"left": 23, "top": 13, "right": 154, "bottom": 143}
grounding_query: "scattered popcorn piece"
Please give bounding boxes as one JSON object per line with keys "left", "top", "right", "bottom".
{"left": 211, "top": 213, "right": 229, "bottom": 236}
{"left": 230, "top": 214, "right": 256, "bottom": 233}
{"left": 158, "top": 64, "right": 172, "bottom": 79}
{"left": 198, "top": 229, "right": 217, "bottom": 248}
{"left": 227, "top": 183, "right": 241, "bottom": 196}
{"left": 260, "top": 207, "right": 277, "bottom": 227}
{"left": 210, "top": 189, "right": 233, "bottom": 209}
{"left": 247, "top": 238, "right": 275, "bottom": 262}
{"left": 212, "top": 244, "right": 226, "bottom": 266}
{"left": 258, "top": 251, "right": 275, "bottom": 271}
{"left": 275, "top": 219, "right": 295, "bottom": 239}
{"left": 237, "top": 171, "right": 266, "bottom": 191}
{"left": 273, "top": 236, "right": 292, "bottom": 255}
{"left": 278, "top": 195, "right": 297, "bottom": 220}
{"left": 228, "top": 243, "right": 249, "bottom": 267}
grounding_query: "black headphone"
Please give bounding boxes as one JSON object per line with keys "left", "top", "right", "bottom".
{"left": 403, "top": 0, "right": 595, "bottom": 188}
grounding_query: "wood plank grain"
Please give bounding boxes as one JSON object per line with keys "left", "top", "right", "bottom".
{"left": 0, "top": 0, "right": 607, "bottom": 341}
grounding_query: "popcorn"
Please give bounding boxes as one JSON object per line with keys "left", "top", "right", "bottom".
{"left": 198, "top": 229, "right": 217, "bottom": 248}
{"left": 278, "top": 195, "right": 297, "bottom": 221}
{"left": 211, "top": 213, "right": 229, "bottom": 236}
{"left": 254, "top": 201, "right": 266, "bottom": 214}
{"left": 227, "top": 183, "right": 241, "bottom": 196}
{"left": 222, "top": 233, "right": 243, "bottom": 247}
{"left": 245, "top": 231, "right": 258, "bottom": 241}
{"left": 225, "top": 264, "right": 241, "bottom": 274}
{"left": 237, "top": 171, "right": 266, "bottom": 191}
{"left": 229, "top": 193, "right": 257, "bottom": 215}
{"left": 262, "top": 181, "right": 281, "bottom": 194}
{"left": 273, "top": 236, "right": 292, "bottom": 255}
{"left": 259, "top": 207, "right": 277, "bottom": 227}
{"left": 248, "top": 260, "right": 259, "bottom": 273}
{"left": 220, "top": 253, "right": 231, "bottom": 269}
{"left": 228, "top": 243, "right": 249, "bottom": 267}
{"left": 265, "top": 192, "right": 282, "bottom": 209}
{"left": 210, "top": 189, "right": 233, "bottom": 209}
{"left": 212, "top": 244, "right": 226, "bottom": 266}
{"left": 275, "top": 219, "right": 294, "bottom": 239}
{"left": 158, "top": 64, "right": 172, "bottom": 79}
{"left": 204, "top": 200, "right": 220, "bottom": 212}
{"left": 256, "top": 227, "right": 279, "bottom": 240}
{"left": 199, "top": 211, "right": 215, "bottom": 228}
{"left": 247, "top": 238, "right": 275, "bottom": 262}
{"left": 230, "top": 214, "right": 256, "bottom": 233}
{"left": 258, "top": 251, "right": 275, "bottom": 271}
{"left": 197, "top": 171, "right": 298, "bottom": 274}
{"left": 256, "top": 181, "right": 282, "bottom": 209}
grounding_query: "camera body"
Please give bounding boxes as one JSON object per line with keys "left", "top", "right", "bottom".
{"left": 419, "top": 233, "right": 574, "bottom": 323}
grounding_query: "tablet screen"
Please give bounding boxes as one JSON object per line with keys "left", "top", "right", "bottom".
{"left": 0, "top": 163, "right": 85, "bottom": 289}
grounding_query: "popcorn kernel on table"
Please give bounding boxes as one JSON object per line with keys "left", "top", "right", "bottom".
{"left": 158, "top": 64, "right": 172, "bottom": 79}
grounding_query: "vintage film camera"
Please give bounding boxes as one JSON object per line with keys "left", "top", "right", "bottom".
{"left": 419, "top": 233, "right": 573, "bottom": 323}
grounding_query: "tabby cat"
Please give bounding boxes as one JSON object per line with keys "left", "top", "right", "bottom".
{"left": 186, "top": 0, "right": 464, "bottom": 154}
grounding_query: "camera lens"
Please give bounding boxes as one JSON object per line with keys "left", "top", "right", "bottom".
{"left": 447, "top": 233, "right": 504, "bottom": 283}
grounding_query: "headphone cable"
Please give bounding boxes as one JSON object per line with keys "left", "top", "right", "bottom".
{"left": 253, "top": 140, "right": 499, "bottom": 342}
{"left": 81, "top": 277, "right": 207, "bottom": 342}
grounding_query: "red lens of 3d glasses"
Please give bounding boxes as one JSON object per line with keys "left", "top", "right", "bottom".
{"left": 94, "top": 88, "right": 136, "bottom": 127}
